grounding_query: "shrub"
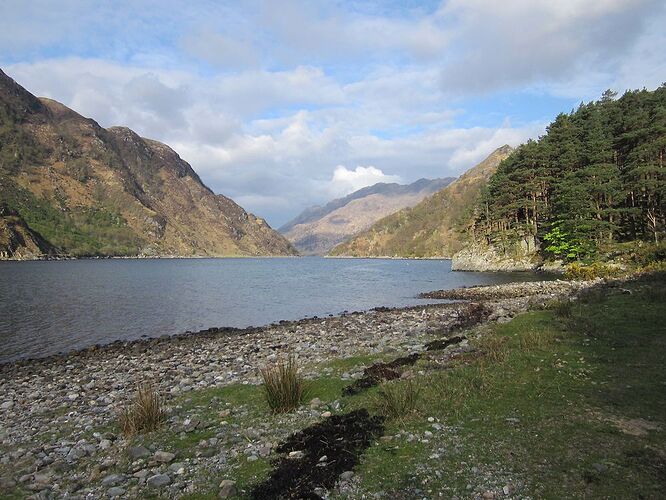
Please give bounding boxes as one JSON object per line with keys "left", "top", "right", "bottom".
{"left": 373, "top": 379, "right": 420, "bottom": 419}
{"left": 261, "top": 356, "right": 308, "bottom": 413}
{"left": 565, "top": 262, "right": 620, "bottom": 280}
{"left": 119, "top": 384, "right": 166, "bottom": 437}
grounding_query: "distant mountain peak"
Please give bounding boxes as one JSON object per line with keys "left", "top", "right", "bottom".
{"left": 280, "top": 177, "right": 455, "bottom": 255}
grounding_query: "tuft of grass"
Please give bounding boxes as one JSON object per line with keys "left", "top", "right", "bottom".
{"left": 475, "top": 333, "right": 509, "bottom": 363}
{"left": 373, "top": 379, "right": 421, "bottom": 419}
{"left": 261, "top": 356, "right": 309, "bottom": 413}
{"left": 430, "top": 364, "right": 492, "bottom": 419}
{"left": 119, "top": 384, "right": 166, "bottom": 437}
{"left": 519, "top": 328, "right": 555, "bottom": 351}
{"left": 551, "top": 299, "right": 574, "bottom": 318}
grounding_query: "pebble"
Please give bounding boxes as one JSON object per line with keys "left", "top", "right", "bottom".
{"left": 128, "top": 446, "right": 150, "bottom": 460}
{"left": 101, "top": 474, "right": 124, "bottom": 487}
{"left": 107, "top": 486, "right": 125, "bottom": 497}
{"left": 340, "top": 470, "right": 354, "bottom": 481}
{"left": 219, "top": 479, "right": 237, "bottom": 498}
{"left": 147, "top": 473, "right": 171, "bottom": 488}
{"left": 154, "top": 451, "right": 176, "bottom": 463}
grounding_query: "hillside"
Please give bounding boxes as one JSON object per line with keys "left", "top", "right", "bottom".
{"left": 330, "top": 146, "right": 513, "bottom": 258}
{"left": 0, "top": 69, "right": 296, "bottom": 259}
{"left": 279, "top": 178, "right": 453, "bottom": 255}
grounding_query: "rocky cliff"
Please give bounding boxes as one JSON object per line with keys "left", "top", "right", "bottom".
{"left": 330, "top": 146, "right": 514, "bottom": 258}
{"left": 280, "top": 178, "right": 453, "bottom": 255}
{"left": 450, "top": 237, "right": 541, "bottom": 271}
{"left": 0, "top": 69, "right": 296, "bottom": 259}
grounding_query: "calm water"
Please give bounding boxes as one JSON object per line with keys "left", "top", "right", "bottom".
{"left": 0, "top": 258, "right": 548, "bottom": 363}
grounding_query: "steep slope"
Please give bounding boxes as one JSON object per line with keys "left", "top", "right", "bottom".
{"left": 0, "top": 204, "right": 58, "bottom": 259}
{"left": 330, "top": 146, "right": 513, "bottom": 258}
{"left": 280, "top": 178, "right": 453, "bottom": 255}
{"left": 0, "top": 68, "right": 296, "bottom": 258}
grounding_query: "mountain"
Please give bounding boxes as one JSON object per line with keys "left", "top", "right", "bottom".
{"left": 329, "top": 146, "right": 514, "bottom": 258}
{"left": 279, "top": 178, "right": 454, "bottom": 255}
{"left": 0, "top": 69, "right": 296, "bottom": 259}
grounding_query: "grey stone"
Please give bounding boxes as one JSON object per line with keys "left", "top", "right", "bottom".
{"left": 219, "top": 479, "right": 237, "bottom": 498}
{"left": 147, "top": 473, "right": 171, "bottom": 488}
{"left": 107, "top": 486, "right": 126, "bottom": 497}
{"left": 102, "top": 474, "right": 125, "bottom": 487}
{"left": 154, "top": 451, "right": 175, "bottom": 463}
{"left": 340, "top": 471, "right": 354, "bottom": 481}
{"left": 127, "top": 446, "right": 150, "bottom": 460}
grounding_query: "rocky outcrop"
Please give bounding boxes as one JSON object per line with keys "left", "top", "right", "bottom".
{"left": 0, "top": 68, "right": 297, "bottom": 258}
{"left": 451, "top": 237, "right": 540, "bottom": 272}
{"left": 280, "top": 178, "right": 453, "bottom": 255}
{"left": 0, "top": 205, "right": 58, "bottom": 260}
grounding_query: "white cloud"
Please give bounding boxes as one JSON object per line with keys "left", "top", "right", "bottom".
{"left": 436, "top": 0, "right": 665, "bottom": 95}
{"left": 329, "top": 165, "right": 402, "bottom": 197}
{"left": 1, "top": 0, "right": 662, "bottom": 226}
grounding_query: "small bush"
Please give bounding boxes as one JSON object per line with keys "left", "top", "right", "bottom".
{"left": 564, "top": 262, "right": 621, "bottom": 280}
{"left": 261, "top": 356, "right": 308, "bottom": 413}
{"left": 374, "top": 379, "right": 420, "bottom": 419}
{"left": 119, "top": 384, "right": 166, "bottom": 437}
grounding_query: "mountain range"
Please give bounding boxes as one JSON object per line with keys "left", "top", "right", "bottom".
{"left": 0, "top": 69, "right": 296, "bottom": 259}
{"left": 279, "top": 177, "right": 453, "bottom": 255}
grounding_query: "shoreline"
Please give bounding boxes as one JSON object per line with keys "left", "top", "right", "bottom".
{"left": 0, "top": 278, "right": 602, "bottom": 498}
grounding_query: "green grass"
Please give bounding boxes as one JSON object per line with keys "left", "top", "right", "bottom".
{"left": 348, "top": 273, "right": 666, "bottom": 498}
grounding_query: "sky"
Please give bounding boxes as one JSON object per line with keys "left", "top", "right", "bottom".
{"left": 1, "top": 1, "right": 664, "bottom": 227}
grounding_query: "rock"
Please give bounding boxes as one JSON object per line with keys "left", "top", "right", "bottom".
{"left": 154, "top": 451, "right": 175, "bottom": 463}
{"left": 258, "top": 446, "right": 271, "bottom": 458}
{"left": 66, "top": 447, "right": 87, "bottom": 462}
{"left": 219, "top": 479, "right": 237, "bottom": 498}
{"left": 107, "top": 486, "right": 126, "bottom": 497}
{"left": 503, "top": 485, "right": 510, "bottom": 495}
{"left": 592, "top": 463, "right": 608, "bottom": 473}
{"left": 169, "top": 462, "right": 186, "bottom": 474}
{"left": 340, "top": 471, "right": 354, "bottom": 481}
{"left": 99, "top": 439, "right": 112, "bottom": 450}
{"left": 321, "top": 411, "right": 332, "bottom": 418}
{"left": 309, "top": 398, "right": 322, "bottom": 408}
{"left": 128, "top": 446, "right": 150, "bottom": 460}
{"left": 247, "top": 455, "right": 258, "bottom": 462}
{"left": 147, "top": 473, "right": 171, "bottom": 488}
{"left": 101, "top": 474, "right": 124, "bottom": 487}
{"left": 482, "top": 491, "right": 495, "bottom": 499}
{"left": 288, "top": 451, "right": 304, "bottom": 459}
{"left": 0, "top": 401, "right": 14, "bottom": 410}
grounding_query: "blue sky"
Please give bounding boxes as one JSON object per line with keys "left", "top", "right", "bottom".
{"left": 1, "top": 0, "right": 664, "bottom": 226}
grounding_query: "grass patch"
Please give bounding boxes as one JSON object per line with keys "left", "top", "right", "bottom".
{"left": 350, "top": 273, "right": 666, "bottom": 498}
{"left": 373, "top": 379, "right": 421, "bottom": 419}
{"left": 118, "top": 384, "right": 166, "bottom": 437}
{"left": 261, "top": 356, "right": 309, "bottom": 413}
